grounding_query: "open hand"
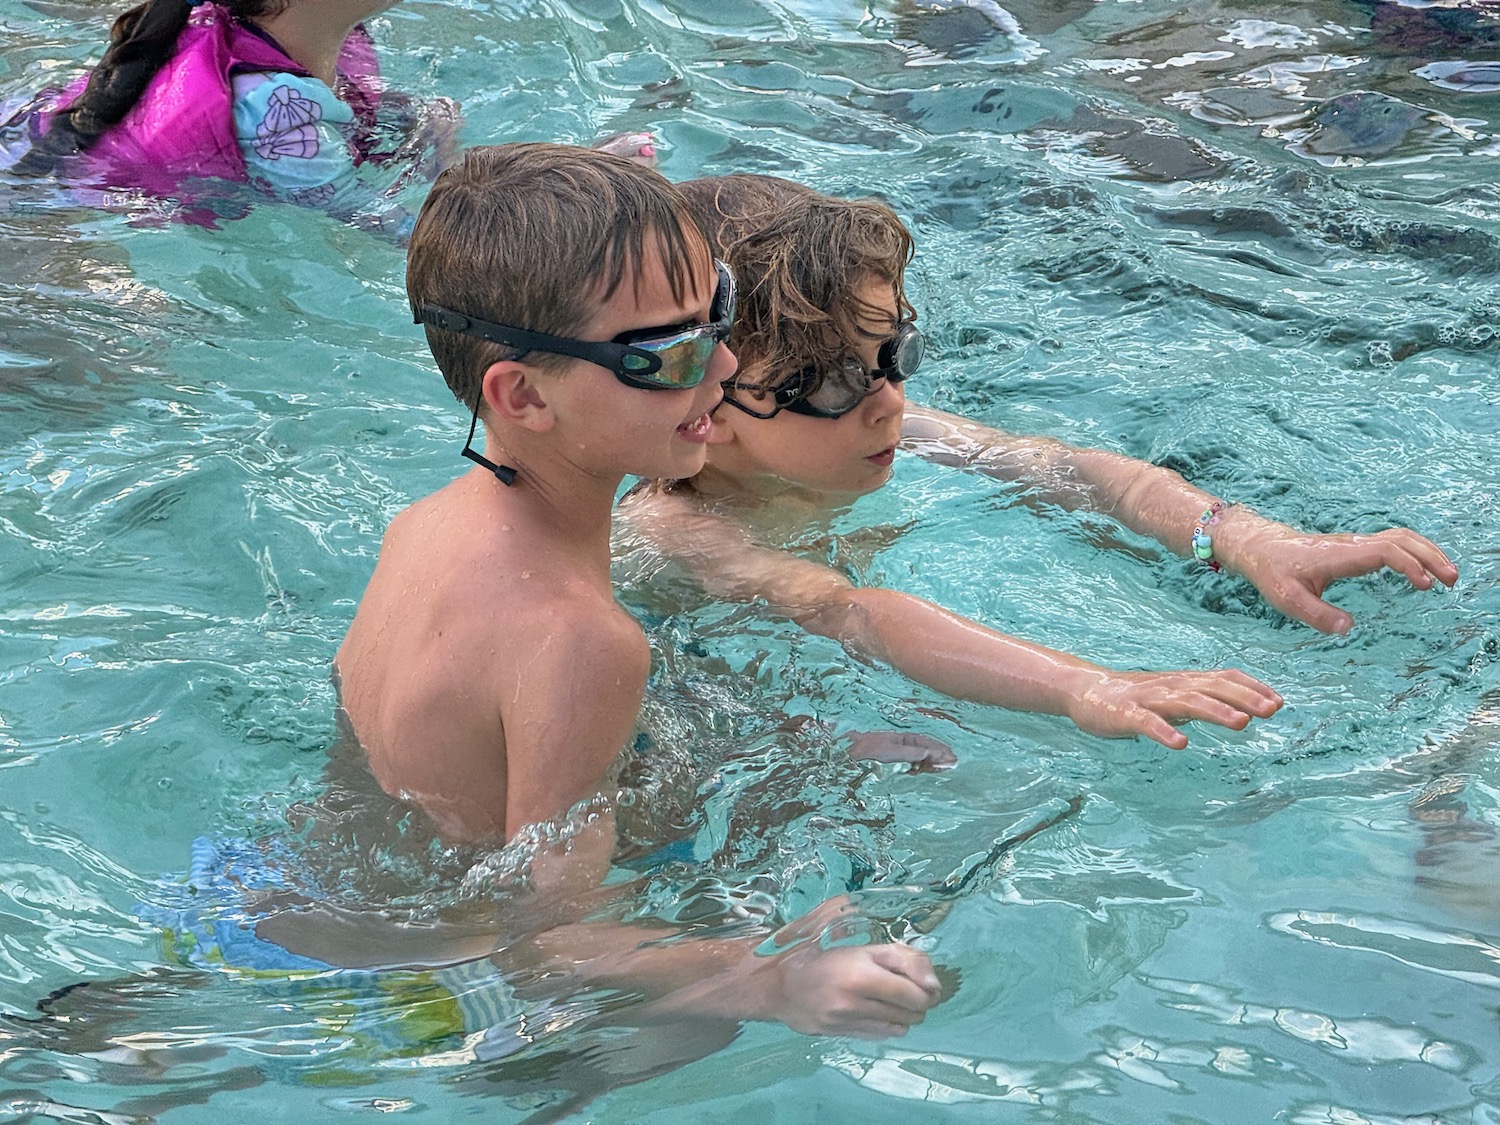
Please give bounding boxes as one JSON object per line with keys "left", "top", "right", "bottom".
{"left": 1224, "top": 526, "right": 1457, "bottom": 634}
{"left": 1069, "top": 669, "right": 1283, "bottom": 750}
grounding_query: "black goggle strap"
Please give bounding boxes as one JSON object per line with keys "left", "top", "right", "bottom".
{"left": 716, "top": 389, "right": 781, "bottom": 419}
{"left": 415, "top": 304, "right": 664, "bottom": 381}
{"left": 459, "top": 394, "right": 518, "bottom": 486}
{"left": 718, "top": 360, "right": 815, "bottom": 417}
{"left": 775, "top": 365, "right": 818, "bottom": 405}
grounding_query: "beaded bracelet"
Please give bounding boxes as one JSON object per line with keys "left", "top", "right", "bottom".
{"left": 1191, "top": 501, "right": 1236, "bottom": 572}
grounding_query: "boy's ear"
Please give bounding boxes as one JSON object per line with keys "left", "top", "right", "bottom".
{"left": 479, "top": 360, "right": 554, "bottom": 433}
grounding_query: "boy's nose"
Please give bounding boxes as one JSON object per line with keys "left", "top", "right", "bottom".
{"left": 709, "top": 340, "right": 739, "bottom": 383}
{"left": 865, "top": 375, "right": 905, "bottom": 423}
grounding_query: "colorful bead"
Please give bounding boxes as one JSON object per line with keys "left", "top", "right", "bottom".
{"left": 1191, "top": 501, "right": 1235, "bottom": 572}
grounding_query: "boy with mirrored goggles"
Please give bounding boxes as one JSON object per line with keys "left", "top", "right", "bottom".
{"left": 418, "top": 257, "right": 737, "bottom": 481}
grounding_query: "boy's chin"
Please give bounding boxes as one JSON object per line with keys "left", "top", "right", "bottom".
{"left": 641, "top": 448, "right": 709, "bottom": 481}
{"left": 798, "top": 471, "right": 890, "bottom": 499}
{"left": 848, "top": 464, "right": 896, "bottom": 495}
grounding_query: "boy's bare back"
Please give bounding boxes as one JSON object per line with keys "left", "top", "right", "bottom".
{"left": 336, "top": 472, "right": 647, "bottom": 846}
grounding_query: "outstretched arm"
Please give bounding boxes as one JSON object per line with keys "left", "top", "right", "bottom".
{"left": 621, "top": 494, "right": 1281, "bottom": 748}
{"left": 500, "top": 605, "right": 939, "bottom": 1033}
{"left": 901, "top": 404, "right": 1457, "bottom": 633}
{"left": 505, "top": 880, "right": 940, "bottom": 1039}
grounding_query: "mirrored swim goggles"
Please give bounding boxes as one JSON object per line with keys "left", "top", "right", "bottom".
{"left": 719, "top": 319, "right": 924, "bottom": 420}
{"left": 414, "top": 260, "right": 735, "bottom": 485}
{"left": 414, "top": 258, "right": 737, "bottom": 392}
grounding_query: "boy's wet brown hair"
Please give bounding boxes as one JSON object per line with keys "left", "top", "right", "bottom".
{"left": 408, "top": 143, "right": 712, "bottom": 410}
{"left": 678, "top": 174, "right": 915, "bottom": 392}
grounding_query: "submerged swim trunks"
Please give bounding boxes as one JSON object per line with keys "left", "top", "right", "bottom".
{"left": 138, "top": 835, "right": 538, "bottom": 1064}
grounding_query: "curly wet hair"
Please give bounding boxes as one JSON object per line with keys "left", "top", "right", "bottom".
{"left": 677, "top": 174, "right": 916, "bottom": 391}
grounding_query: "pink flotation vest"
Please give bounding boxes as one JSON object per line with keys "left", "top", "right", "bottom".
{"left": 40, "top": 2, "right": 381, "bottom": 196}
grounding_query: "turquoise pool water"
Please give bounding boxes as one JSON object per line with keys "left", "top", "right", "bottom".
{"left": 2, "top": 0, "right": 1498, "bottom": 1121}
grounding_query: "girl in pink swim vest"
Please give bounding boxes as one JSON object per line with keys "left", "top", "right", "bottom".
{"left": 8, "top": 0, "right": 453, "bottom": 237}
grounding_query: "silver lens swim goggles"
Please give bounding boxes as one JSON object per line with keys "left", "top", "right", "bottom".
{"left": 416, "top": 258, "right": 736, "bottom": 391}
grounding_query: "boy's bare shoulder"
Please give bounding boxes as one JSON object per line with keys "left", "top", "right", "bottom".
{"left": 367, "top": 480, "right": 647, "bottom": 675}
{"left": 620, "top": 480, "right": 741, "bottom": 538}
{"left": 381, "top": 482, "right": 591, "bottom": 607}
{"left": 342, "top": 481, "right": 622, "bottom": 700}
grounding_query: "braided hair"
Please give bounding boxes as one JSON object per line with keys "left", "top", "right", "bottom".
{"left": 19, "top": 0, "right": 289, "bottom": 174}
